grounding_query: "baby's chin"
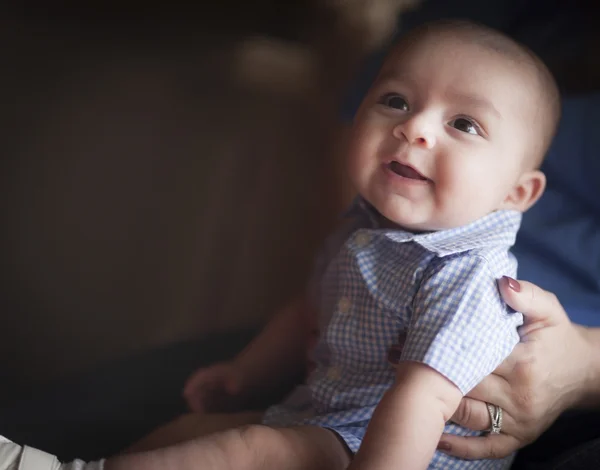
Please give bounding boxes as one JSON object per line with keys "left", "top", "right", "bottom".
{"left": 376, "top": 203, "right": 480, "bottom": 233}
{"left": 358, "top": 188, "right": 437, "bottom": 232}
{"left": 376, "top": 206, "right": 438, "bottom": 233}
{"left": 363, "top": 190, "right": 493, "bottom": 232}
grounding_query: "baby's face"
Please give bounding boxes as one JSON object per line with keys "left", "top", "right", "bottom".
{"left": 347, "top": 34, "right": 541, "bottom": 231}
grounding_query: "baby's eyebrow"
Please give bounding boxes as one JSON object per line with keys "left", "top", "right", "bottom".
{"left": 374, "top": 69, "right": 418, "bottom": 89}
{"left": 447, "top": 92, "right": 502, "bottom": 119}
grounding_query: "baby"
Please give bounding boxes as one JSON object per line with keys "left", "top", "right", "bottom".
{"left": 182, "top": 19, "right": 560, "bottom": 470}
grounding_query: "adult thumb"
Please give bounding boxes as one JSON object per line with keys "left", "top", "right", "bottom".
{"left": 498, "top": 276, "right": 568, "bottom": 326}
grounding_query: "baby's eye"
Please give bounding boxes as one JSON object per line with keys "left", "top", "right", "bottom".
{"left": 448, "top": 117, "right": 480, "bottom": 135}
{"left": 380, "top": 93, "right": 409, "bottom": 111}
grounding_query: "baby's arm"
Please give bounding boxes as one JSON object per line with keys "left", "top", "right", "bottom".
{"left": 184, "top": 296, "right": 312, "bottom": 412}
{"left": 228, "top": 220, "right": 355, "bottom": 390}
{"left": 350, "top": 253, "right": 522, "bottom": 469}
{"left": 350, "top": 361, "right": 462, "bottom": 470}
{"left": 233, "top": 296, "right": 311, "bottom": 390}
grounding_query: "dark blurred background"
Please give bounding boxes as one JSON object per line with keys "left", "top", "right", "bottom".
{"left": 0, "top": 0, "right": 599, "bottom": 463}
{"left": 0, "top": 1, "right": 376, "bottom": 457}
{"left": 0, "top": 1, "right": 343, "bottom": 395}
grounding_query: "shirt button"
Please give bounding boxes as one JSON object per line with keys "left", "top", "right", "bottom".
{"left": 355, "top": 232, "right": 370, "bottom": 247}
{"left": 338, "top": 297, "right": 351, "bottom": 314}
{"left": 327, "top": 367, "right": 342, "bottom": 380}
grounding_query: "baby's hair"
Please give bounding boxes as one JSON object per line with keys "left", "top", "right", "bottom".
{"left": 393, "top": 19, "right": 561, "bottom": 168}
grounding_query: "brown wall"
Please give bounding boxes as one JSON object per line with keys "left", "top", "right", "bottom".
{"left": 0, "top": 10, "right": 347, "bottom": 393}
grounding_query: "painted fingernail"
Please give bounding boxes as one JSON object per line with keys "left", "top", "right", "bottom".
{"left": 503, "top": 276, "right": 521, "bottom": 293}
{"left": 437, "top": 441, "right": 451, "bottom": 452}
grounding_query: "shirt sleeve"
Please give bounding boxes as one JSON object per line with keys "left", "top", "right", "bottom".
{"left": 400, "top": 254, "right": 523, "bottom": 394}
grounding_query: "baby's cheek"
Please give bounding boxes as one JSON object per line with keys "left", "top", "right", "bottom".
{"left": 346, "top": 151, "right": 368, "bottom": 186}
{"left": 432, "top": 188, "right": 477, "bottom": 228}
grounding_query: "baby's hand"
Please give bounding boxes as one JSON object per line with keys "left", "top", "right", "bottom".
{"left": 183, "top": 361, "right": 246, "bottom": 413}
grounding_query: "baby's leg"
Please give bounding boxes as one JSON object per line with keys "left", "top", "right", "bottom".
{"left": 111, "top": 425, "right": 351, "bottom": 470}
{"left": 197, "top": 425, "right": 351, "bottom": 470}
{"left": 127, "top": 411, "right": 263, "bottom": 452}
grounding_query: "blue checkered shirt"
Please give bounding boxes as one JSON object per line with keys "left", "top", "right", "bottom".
{"left": 263, "top": 198, "right": 523, "bottom": 469}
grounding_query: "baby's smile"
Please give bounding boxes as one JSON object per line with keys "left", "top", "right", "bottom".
{"left": 386, "top": 161, "right": 430, "bottom": 182}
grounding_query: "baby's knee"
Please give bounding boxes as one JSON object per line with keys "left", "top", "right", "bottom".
{"left": 234, "top": 425, "right": 348, "bottom": 470}
{"left": 221, "top": 424, "right": 295, "bottom": 469}
{"left": 237, "top": 424, "right": 291, "bottom": 456}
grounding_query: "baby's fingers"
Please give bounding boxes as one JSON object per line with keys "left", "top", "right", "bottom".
{"left": 183, "top": 369, "right": 208, "bottom": 395}
{"left": 183, "top": 366, "right": 224, "bottom": 396}
{"left": 185, "top": 390, "right": 207, "bottom": 413}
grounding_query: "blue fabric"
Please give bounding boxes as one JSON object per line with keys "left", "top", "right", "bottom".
{"left": 264, "top": 200, "right": 522, "bottom": 469}
{"left": 514, "top": 95, "right": 600, "bottom": 327}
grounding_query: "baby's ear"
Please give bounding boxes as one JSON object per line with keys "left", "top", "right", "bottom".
{"left": 500, "top": 170, "right": 546, "bottom": 212}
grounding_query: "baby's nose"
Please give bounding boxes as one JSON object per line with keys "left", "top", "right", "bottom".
{"left": 412, "top": 134, "right": 435, "bottom": 148}
{"left": 393, "top": 121, "right": 436, "bottom": 149}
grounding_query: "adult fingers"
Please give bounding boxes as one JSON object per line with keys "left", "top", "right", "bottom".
{"left": 465, "top": 373, "right": 512, "bottom": 410}
{"left": 450, "top": 398, "right": 492, "bottom": 431}
{"left": 498, "top": 277, "right": 567, "bottom": 326}
{"left": 450, "top": 397, "right": 517, "bottom": 434}
{"left": 438, "top": 433, "right": 520, "bottom": 460}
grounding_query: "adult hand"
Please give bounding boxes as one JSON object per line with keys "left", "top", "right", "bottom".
{"left": 438, "top": 276, "right": 594, "bottom": 460}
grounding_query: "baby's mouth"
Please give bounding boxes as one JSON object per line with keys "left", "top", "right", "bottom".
{"left": 387, "top": 161, "right": 428, "bottom": 181}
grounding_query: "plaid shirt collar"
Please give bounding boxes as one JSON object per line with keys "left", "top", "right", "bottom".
{"left": 344, "top": 196, "right": 522, "bottom": 256}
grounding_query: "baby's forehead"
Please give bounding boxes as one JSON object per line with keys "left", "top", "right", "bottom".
{"left": 386, "top": 34, "right": 543, "bottom": 99}
{"left": 384, "top": 31, "right": 525, "bottom": 71}
{"left": 380, "top": 41, "right": 534, "bottom": 98}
